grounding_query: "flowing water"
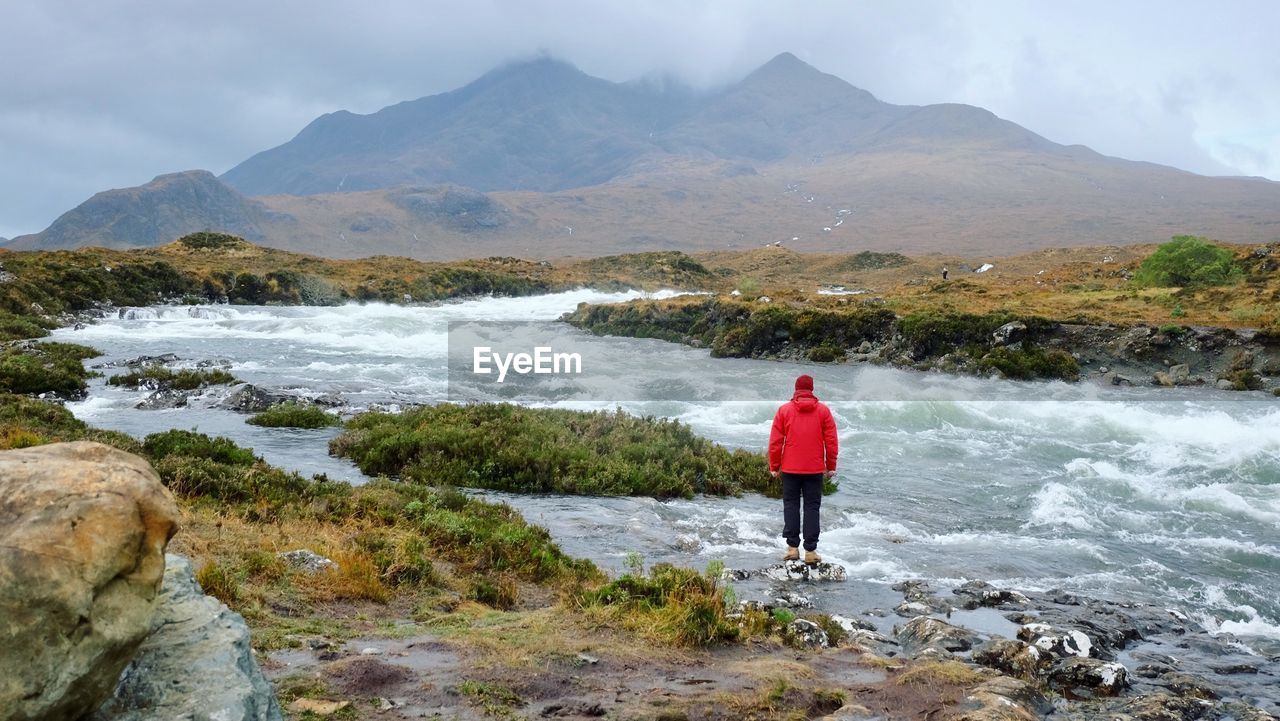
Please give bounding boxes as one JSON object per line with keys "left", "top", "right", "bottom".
{"left": 53, "top": 291, "right": 1280, "bottom": 664}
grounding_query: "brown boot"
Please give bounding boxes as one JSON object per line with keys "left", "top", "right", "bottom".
{"left": 804, "top": 550, "right": 822, "bottom": 565}
{"left": 782, "top": 546, "right": 800, "bottom": 562}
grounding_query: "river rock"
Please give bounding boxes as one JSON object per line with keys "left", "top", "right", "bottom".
{"left": 1056, "top": 693, "right": 1216, "bottom": 721}
{"left": 92, "top": 555, "right": 282, "bottom": 721}
{"left": 954, "top": 676, "right": 1049, "bottom": 721}
{"left": 1048, "top": 656, "right": 1128, "bottom": 697}
{"left": 971, "top": 639, "right": 1053, "bottom": 679}
{"left": 218, "top": 383, "right": 297, "bottom": 413}
{"left": 1215, "top": 378, "right": 1236, "bottom": 391}
{"left": 134, "top": 389, "right": 194, "bottom": 410}
{"left": 752, "top": 561, "right": 847, "bottom": 583}
{"left": 894, "top": 616, "right": 980, "bottom": 655}
{"left": 1170, "top": 364, "right": 1191, "bottom": 384}
{"left": 1155, "top": 671, "right": 1219, "bottom": 700}
{"left": 0, "top": 442, "right": 179, "bottom": 721}
{"left": 953, "top": 580, "right": 1031, "bottom": 610}
{"left": 1018, "top": 622, "right": 1095, "bottom": 658}
{"left": 785, "top": 619, "right": 829, "bottom": 649}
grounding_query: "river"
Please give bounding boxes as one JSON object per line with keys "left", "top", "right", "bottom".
{"left": 52, "top": 290, "right": 1280, "bottom": 664}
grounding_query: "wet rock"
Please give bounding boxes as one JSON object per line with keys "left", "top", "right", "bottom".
{"left": 830, "top": 614, "right": 877, "bottom": 633}
{"left": 953, "top": 581, "right": 1031, "bottom": 609}
{"left": 278, "top": 549, "right": 337, "bottom": 574}
{"left": 1048, "top": 656, "right": 1128, "bottom": 698}
{"left": 894, "top": 616, "right": 980, "bottom": 655}
{"left": 971, "top": 639, "right": 1053, "bottom": 679}
{"left": 95, "top": 353, "right": 181, "bottom": 369}
{"left": 820, "top": 702, "right": 878, "bottom": 720}
{"left": 843, "top": 629, "right": 899, "bottom": 656}
{"left": 785, "top": 619, "right": 829, "bottom": 649}
{"left": 894, "top": 601, "right": 937, "bottom": 617}
{"left": 218, "top": 383, "right": 298, "bottom": 413}
{"left": 892, "top": 579, "right": 953, "bottom": 614}
{"left": 1215, "top": 378, "right": 1236, "bottom": 391}
{"left": 857, "top": 341, "right": 873, "bottom": 354}
{"left": 1057, "top": 692, "right": 1216, "bottom": 721}
{"left": 1111, "top": 373, "right": 1134, "bottom": 386}
{"left": 1156, "top": 672, "right": 1218, "bottom": 700}
{"left": 1018, "top": 622, "right": 1095, "bottom": 658}
{"left": 1209, "top": 661, "right": 1259, "bottom": 675}
{"left": 92, "top": 555, "right": 282, "bottom": 721}
{"left": 772, "top": 590, "right": 814, "bottom": 609}
{"left": 1219, "top": 701, "right": 1279, "bottom": 721}
{"left": 954, "top": 676, "right": 1049, "bottom": 721}
{"left": 0, "top": 442, "right": 179, "bottom": 721}
{"left": 134, "top": 388, "right": 194, "bottom": 410}
{"left": 752, "top": 561, "right": 847, "bottom": 583}
{"left": 1170, "top": 364, "right": 1190, "bottom": 384}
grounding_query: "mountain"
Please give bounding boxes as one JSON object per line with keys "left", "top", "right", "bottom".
{"left": 7, "top": 171, "right": 277, "bottom": 251}
{"left": 221, "top": 57, "right": 692, "bottom": 196}
{"left": 13, "top": 53, "right": 1280, "bottom": 257}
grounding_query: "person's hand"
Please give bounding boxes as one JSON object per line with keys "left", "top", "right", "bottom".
{"left": 769, "top": 470, "right": 779, "bottom": 478}
{"left": 824, "top": 470, "right": 835, "bottom": 481}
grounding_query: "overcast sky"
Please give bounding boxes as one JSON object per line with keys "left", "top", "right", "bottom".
{"left": 2, "top": 0, "right": 1277, "bottom": 239}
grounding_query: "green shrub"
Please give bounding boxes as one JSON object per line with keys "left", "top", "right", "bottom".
{"left": 1133, "top": 236, "right": 1243, "bottom": 289}
{"left": 176, "top": 231, "right": 250, "bottom": 250}
{"left": 107, "top": 366, "right": 238, "bottom": 390}
{"left": 247, "top": 401, "right": 340, "bottom": 429}
{"left": 807, "top": 345, "right": 842, "bottom": 363}
{"left": 0, "top": 312, "right": 53, "bottom": 341}
{"left": 142, "top": 429, "right": 257, "bottom": 466}
{"left": 332, "top": 404, "right": 775, "bottom": 499}
{"left": 581, "top": 563, "right": 739, "bottom": 646}
{"left": 835, "top": 251, "right": 910, "bottom": 271}
{"left": 0, "top": 342, "right": 99, "bottom": 396}
{"left": 975, "top": 345, "right": 1080, "bottom": 382}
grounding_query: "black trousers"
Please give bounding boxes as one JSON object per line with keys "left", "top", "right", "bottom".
{"left": 781, "top": 472, "right": 823, "bottom": 552}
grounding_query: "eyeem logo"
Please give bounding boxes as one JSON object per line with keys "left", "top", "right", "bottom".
{"left": 472, "top": 346, "right": 582, "bottom": 382}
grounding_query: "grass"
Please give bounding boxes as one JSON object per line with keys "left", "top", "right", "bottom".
{"left": 246, "top": 400, "right": 340, "bottom": 428}
{"left": 0, "top": 341, "right": 100, "bottom": 397}
{"left": 894, "top": 660, "right": 986, "bottom": 687}
{"left": 107, "top": 365, "right": 238, "bottom": 390}
{"left": 331, "top": 403, "right": 778, "bottom": 499}
{"left": 579, "top": 562, "right": 740, "bottom": 647}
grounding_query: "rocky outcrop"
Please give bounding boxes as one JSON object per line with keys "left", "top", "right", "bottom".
{"left": 0, "top": 442, "right": 179, "bottom": 721}
{"left": 894, "top": 616, "right": 980, "bottom": 655}
{"left": 92, "top": 555, "right": 282, "bottom": 721}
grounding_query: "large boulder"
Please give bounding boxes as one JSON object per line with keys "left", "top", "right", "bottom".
{"left": 92, "top": 555, "right": 282, "bottom": 721}
{"left": 0, "top": 442, "right": 179, "bottom": 721}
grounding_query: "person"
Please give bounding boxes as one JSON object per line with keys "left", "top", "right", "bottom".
{"left": 942, "top": 266, "right": 949, "bottom": 280}
{"left": 768, "top": 374, "right": 838, "bottom": 565}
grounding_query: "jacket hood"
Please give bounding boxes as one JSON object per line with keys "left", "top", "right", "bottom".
{"left": 791, "top": 390, "right": 819, "bottom": 412}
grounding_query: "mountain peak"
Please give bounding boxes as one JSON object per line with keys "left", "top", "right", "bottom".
{"left": 475, "top": 54, "right": 591, "bottom": 87}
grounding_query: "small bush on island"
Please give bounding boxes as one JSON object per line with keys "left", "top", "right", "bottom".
{"left": 331, "top": 403, "right": 785, "bottom": 499}
{"left": 0, "top": 342, "right": 100, "bottom": 397}
{"left": 247, "top": 400, "right": 340, "bottom": 429}
{"left": 107, "top": 366, "right": 238, "bottom": 390}
{"left": 1133, "top": 235, "right": 1243, "bottom": 289}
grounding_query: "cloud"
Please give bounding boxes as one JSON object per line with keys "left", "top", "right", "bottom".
{"left": 1, "top": 0, "right": 1277, "bottom": 238}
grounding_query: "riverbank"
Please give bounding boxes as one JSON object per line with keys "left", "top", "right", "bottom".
{"left": 5, "top": 391, "right": 1275, "bottom": 719}
{"left": 565, "top": 295, "right": 1280, "bottom": 391}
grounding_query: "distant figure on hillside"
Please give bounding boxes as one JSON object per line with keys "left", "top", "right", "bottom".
{"left": 768, "top": 374, "right": 839, "bottom": 565}
{"left": 942, "top": 266, "right": 949, "bottom": 280}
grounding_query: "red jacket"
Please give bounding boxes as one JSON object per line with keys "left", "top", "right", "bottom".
{"left": 769, "top": 390, "right": 838, "bottom": 474}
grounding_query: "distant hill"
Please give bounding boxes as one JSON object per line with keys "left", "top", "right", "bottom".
{"left": 11, "top": 53, "right": 1280, "bottom": 258}
{"left": 7, "top": 171, "right": 278, "bottom": 251}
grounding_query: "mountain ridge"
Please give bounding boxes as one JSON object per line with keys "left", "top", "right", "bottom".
{"left": 10, "top": 53, "right": 1280, "bottom": 257}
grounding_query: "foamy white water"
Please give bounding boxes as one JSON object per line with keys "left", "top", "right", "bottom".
{"left": 53, "top": 294, "right": 1280, "bottom": 659}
